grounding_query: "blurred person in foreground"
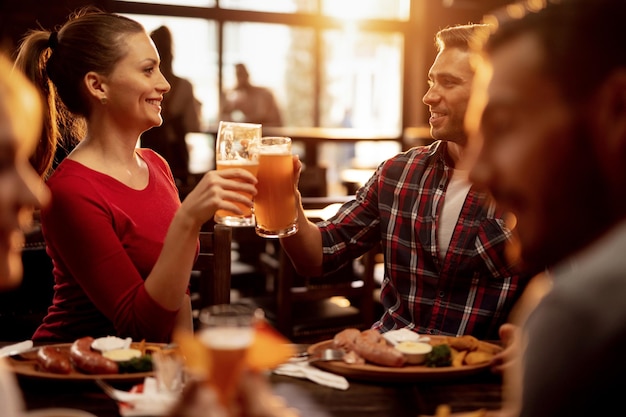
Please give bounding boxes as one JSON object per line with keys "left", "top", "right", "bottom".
{"left": 0, "top": 51, "right": 50, "bottom": 417}
{"left": 14, "top": 7, "right": 257, "bottom": 343}
{"left": 220, "top": 63, "right": 283, "bottom": 127}
{"left": 280, "top": 24, "right": 531, "bottom": 341}
{"left": 465, "top": 0, "right": 626, "bottom": 415}
{"left": 141, "top": 25, "right": 202, "bottom": 194}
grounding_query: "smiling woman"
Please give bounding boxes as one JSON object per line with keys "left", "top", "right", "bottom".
{"left": 12, "top": 6, "right": 259, "bottom": 344}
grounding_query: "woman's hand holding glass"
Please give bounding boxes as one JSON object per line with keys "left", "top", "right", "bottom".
{"left": 181, "top": 169, "right": 258, "bottom": 228}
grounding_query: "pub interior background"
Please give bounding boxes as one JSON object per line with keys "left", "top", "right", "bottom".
{"left": 0, "top": 0, "right": 515, "bottom": 342}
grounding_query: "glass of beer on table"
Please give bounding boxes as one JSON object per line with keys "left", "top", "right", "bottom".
{"left": 254, "top": 136, "right": 298, "bottom": 238}
{"left": 214, "top": 121, "right": 261, "bottom": 226}
{"left": 197, "top": 303, "right": 256, "bottom": 411}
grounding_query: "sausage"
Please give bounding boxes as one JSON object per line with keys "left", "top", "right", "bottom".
{"left": 37, "top": 346, "right": 72, "bottom": 374}
{"left": 353, "top": 339, "right": 406, "bottom": 367}
{"left": 69, "top": 336, "right": 118, "bottom": 375}
{"left": 333, "top": 328, "right": 406, "bottom": 367}
{"left": 342, "top": 350, "right": 365, "bottom": 365}
{"left": 332, "top": 328, "right": 361, "bottom": 351}
{"left": 353, "top": 330, "right": 406, "bottom": 367}
{"left": 358, "top": 329, "right": 384, "bottom": 344}
{"left": 334, "top": 329, "right": 406, "bottom": 367}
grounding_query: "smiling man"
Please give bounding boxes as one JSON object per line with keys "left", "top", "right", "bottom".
{"left": 466, "top": 0, "right": 626, "bottom": 416}
{"left": 279, "top": 24, "right": 531, "bottom": 342}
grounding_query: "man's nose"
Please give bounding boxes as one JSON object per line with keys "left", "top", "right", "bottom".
{"left": 423, "top": 87, "right": 439, "bottom": 105}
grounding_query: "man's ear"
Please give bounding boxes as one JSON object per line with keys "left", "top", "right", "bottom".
{"left": 593, "top": 69, "right": 626, "bottom": 155}
{"left": 588, "top": 69, "right": 626, "bottom": 195}
{"left": 83, "top": 71, "right": 108, "bottom": 103}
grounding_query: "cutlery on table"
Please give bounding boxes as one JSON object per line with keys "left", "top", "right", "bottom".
{"left": 96, "top": 378, "right": 178, "bottom": 407}
{"left": 0, "top": 340, "right": 33, "bottom": 358}
{"left": 308, "top": 349, "right": 345, "bottom": 363}
{"left": 289, "top": 348, "right": 344, "bottom": 363}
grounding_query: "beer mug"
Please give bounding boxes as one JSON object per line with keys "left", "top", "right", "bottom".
{"left": 214, "top": 121, "right": 261, "bottom": 227}
{"left": 254, "top": 136, "right": 298, "bottom": 238}
{"left": 197, "top": 303, "right": 256, "bottom": 410}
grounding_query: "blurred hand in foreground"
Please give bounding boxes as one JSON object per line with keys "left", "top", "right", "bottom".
{"left": 168, "top": 371, "right": 300, "bottom": 417}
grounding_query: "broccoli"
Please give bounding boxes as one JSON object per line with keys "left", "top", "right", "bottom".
{"left": 425, "top": 344, "right": 452, "bottom": 367}
{"left": 117, "top": 354, "right": 153, "bottom": 374}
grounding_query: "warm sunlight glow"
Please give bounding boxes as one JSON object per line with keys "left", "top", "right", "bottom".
{"left": 329, "top": 296, "right": 352, "bottom": 308}
{"left": 123, "top": 0, "right": 212, "bottom": 5}
{"left": 323, "top": 0, "right": 409, "bottom": 21}
{"left": 324, "top": 0, "right": 370, "bottom": 21}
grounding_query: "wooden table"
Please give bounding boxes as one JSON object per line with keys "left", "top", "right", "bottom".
{"left": 206, "top": 125, "right": 403, "bottom": 168}
{"left": 15, "top": 364, "right": 502, "bottom": 417}
{"left": 4, "top": 341, "right": 502, "bottom": 416}
{"left": 271, "top": 371, "right": 502, "bottom": 417}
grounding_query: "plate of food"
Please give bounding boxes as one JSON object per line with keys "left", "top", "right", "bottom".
{"left": 7, "top": 336, "right": 168, "bottom": 382}
{"left": 307, "top": 329, "right": 502, "bottom": 382}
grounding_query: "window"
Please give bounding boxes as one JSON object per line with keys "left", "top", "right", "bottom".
{"left": 322, "top": 0, "right": 410, "bottom": 20}
{"left": 123, "top": 0, "right": 215, "bottom": 6}
{"left": 221, "top": 22, "right": 316, "bottom": 127}
{"left": 321, "top": 29, "right": 403, "bottom": 129}
{"left": 220, "top": 0, "right": 317, "bottom": 13}
{"left": 117, "top": 0, "right": 407, "bottom": 132}
{"left": 117, "top": 0, "right": 410, "bottom": 195}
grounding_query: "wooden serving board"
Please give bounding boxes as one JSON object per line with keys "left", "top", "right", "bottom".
{"left": 7, "top": 342, "right": 165, "bottom": 382}
{"left": 307, "top": 336, "right": 501, "bottom": 382}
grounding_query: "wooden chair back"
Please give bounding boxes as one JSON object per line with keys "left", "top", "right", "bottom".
{"left": 258, "top": 237, "right": 379, "bottom": 343}
{"left": 190, "top": 223, "right": 232, "bottom": 324}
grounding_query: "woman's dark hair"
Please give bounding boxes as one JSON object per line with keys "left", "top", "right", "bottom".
{"left": 13, "top": 6, "right": 145, "bottom": 179}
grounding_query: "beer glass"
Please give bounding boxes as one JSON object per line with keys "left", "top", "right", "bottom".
{"left": 214, "top": 121, "right": 261, "bottom": 226}
{"left": 254, "top": 136, "right": 298, "bottom": 238}
{"left": 197, "top": 303, "right": 255, "bottom": 411}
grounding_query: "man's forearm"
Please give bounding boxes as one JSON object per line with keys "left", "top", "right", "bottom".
{"left": 279, "top": 204, "right": 323, "bottom": 277}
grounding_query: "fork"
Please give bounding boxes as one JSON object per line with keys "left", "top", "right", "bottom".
{"left": 95, "top": 379, "right": 122, "bottom": 401}
{"left": 96, "top": 377, "right": 179, "bottom": 413}
{"left": 308, "top": 348, "right": 345, "bottom": 363}
{"left": 95, "top": 378, "right": 148, "bottom": 403}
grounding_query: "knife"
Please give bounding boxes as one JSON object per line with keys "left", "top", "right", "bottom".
{"left": 0, "top": 340, "right": 34, "bottom": 358}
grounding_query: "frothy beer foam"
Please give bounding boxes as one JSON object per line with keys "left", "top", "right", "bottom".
{"left": 199, "top": 327, "right": 254, "bottom": 349}
{"left": 216, "top": 159, "right": 258, "bottom": 166}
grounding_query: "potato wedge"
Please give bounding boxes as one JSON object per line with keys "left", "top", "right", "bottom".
{"left": 464, "top": 350, "right": 494, "bottom": 365}
{"left": 452, "top": 349, "right": 467, "bottom": 368}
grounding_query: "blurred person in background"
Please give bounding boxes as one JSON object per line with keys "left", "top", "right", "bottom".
{"left": 465, "top": 0, "right": 626, "bottom": 415}
{"left": 279, "top": 24, "right": 531, "bottom": 342}
{"left": 220, "top": 63, "right": 283, "bottom": 127}
{"left": 14, "top": 7, "right": 257, "bottom": 343}
{"left": 141, "top": 25, "right": 202, "bottom": 195}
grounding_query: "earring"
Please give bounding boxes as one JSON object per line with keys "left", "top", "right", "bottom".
{"left": 100, "top": 97, "right": 107, "bottom": 105}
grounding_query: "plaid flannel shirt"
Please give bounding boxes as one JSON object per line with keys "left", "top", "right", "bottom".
{"left": 318, "top": 141, "right": 530, "bottom": 340}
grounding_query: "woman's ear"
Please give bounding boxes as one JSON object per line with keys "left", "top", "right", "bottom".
{"left": 83, "top": 71, "right": 108, "bottom": 104}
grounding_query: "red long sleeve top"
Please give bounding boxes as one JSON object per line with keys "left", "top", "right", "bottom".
{"left": 34, "top": 149, "right": 186, "bottom": 343}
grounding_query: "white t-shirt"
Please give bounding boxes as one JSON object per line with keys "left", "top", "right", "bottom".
{"left": 438, "top": 169, "right": 471, "bottom": 259}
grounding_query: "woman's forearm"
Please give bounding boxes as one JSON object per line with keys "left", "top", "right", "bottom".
{"left": 144, "top": 210, "right": 201, "bottom": 311}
